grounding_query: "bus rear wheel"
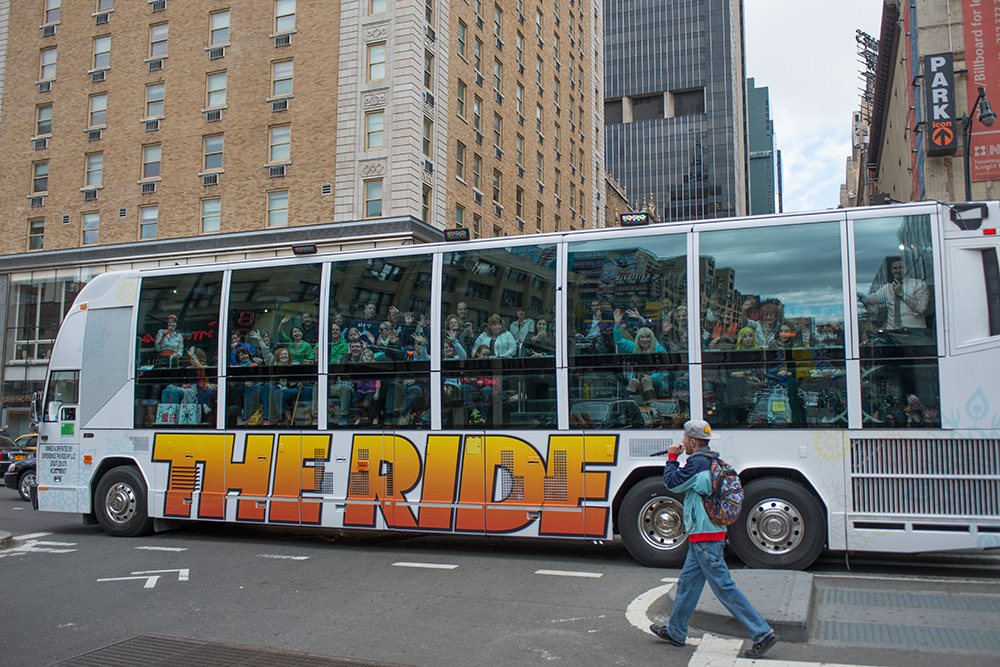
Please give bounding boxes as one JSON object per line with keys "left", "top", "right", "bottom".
{"left": 619, "top": 476, "right": 688, "bottom": 567}
{"left": 728, "top": 478, "right": 825, "bottom": 570}
{"left": 94, "top": 467, "right": 154, "bottom": 537}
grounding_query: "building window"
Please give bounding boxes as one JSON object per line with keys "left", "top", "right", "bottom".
{"left": 364, "top": 179, "right": 383, "bottom": 218}
{"left": 493, "top": 114, "right": 502, "bottom": 148}
{"left": 204, "top": 135, "right": 224, "bottom": 171}
{"left": 365, "top": 110, "right": 384, "bottom": 150}
{"left": 515, "top": 186, "right": 523, "bottom": 218}
{"left": 97, "top": 0, "right": 113, "bottom": 11}
{"left": 535, "top": 9, "right": 542, "bottom": 38}
{"left": 516, "top": 32, "right": 523, "bottom": 64}
{"left": 29, "top": 219, "right": 45, "bottom": 250}
{"left": 275, "top": 0, "right": 295, "bottom": 32}
{"left": 44, "top": 0, "right": 60, "bottom": 24}
{"left": 473, "top": 96, "right": 482, "bottom": 131}
{"left": 89, "top": 94, "right": 107, "bottom": 127}
{"left": 422, "top": 118, "right": 433, "bottom": 157}
{"left": 536, "top": 57, "right": 542, "bottom": 85}
{"left": 83, "top": 212, "right": 100, "bottom": 245}
{"left": 142, "top": 144, "right": 161, "bottom": 179}
{"left": 93, "top": 35, "right": 111, "bottom": 69}
{"left": 456, "top": 204, "right": 465, "bottom": 227}
{"left": 33, "top": 162, "right": 49, "bottom": 193}
{"left": 554, "top": 169, "right": 560, "bottom": 197}
{"left": 85, "top": 153, "right": 103, "bottom": 186}
{"left": 201, "top": 199, "right": 221, "bottom": 233}
{"left": 210, "top": 10, "right": 230, "bottom": 46}
{"left": 371, "top": 0, "right": 386, "bottom": 15}
{"left": 425, "top": 0, "right": 433, "bottom": 23}
{"left": 140, "top": 205, "right": 158, "bottom": 239}
{"left": 457, "top": 80, "right": 466, "bottom": 117}
{"left": 474, "top": 38, "right": 482, "bottom": 71}
{"left": 536, "top": 105, "right": 543, "bottom": 132}
{"left": 554, "top": 77, "right": 560, "bottom": 105}
{"left": 516, "top": 83, "right": 523, "bottom": 115}
{"left": 456, "top": 141, "right": 466, "bottom": 179}
{"left": 272, "top": 60, "right": 293, "bottom": 96}
{"left": 40, "top": 47, "right": 57, "bottom": 80}
{"left": 494, "top": 4, "right": 502, "bottom": 36}
{"left": 673, "top": 89, "right": 705, "bottom": 117}
{"left": 492, "top": 170, "right": 501, "bottom": 203}
{"left": 207, "top": 71, "right": 227, "bottom": 107}
{"left": 367, "top": 42, "right": 386, "bottom": 81}
{"left": 536, "top": 152, "right": 543, "bottom": 181}
{"left": 422, "top": 186, "right": 431, "bottom": 222}
{"left": 146, "top": 83, "right": 165, "bottom": 117}
{"left": 516, "top": 134, "right": 524, "bottom": 167}
{"left": 36, "top": 104, "right": 53, "bottom": 136}
{"left": 493, "top": 59, "right": 502, "bottom": 91}
{"left": 472, "top": 154, "right": 482, "bottom": 190}
{"left": 535, "top": 201, "right": 542, "bottom": 231}
{"left": 554, "top": 123, "right": 561, "bottom": 151}
{"left": 269, "top": 125, "right": 290, "bottom": 162}
{"left": 473, "top": 213, "right": 481, "bottom": 238}
{"left": 457, "top": 21, "right": 467, "bottom": 58}
{"left": 424, "top": 51, "right": 434, "bottom": 89}
{"left": 267, "top": 190, "right": 289, "bottom": 227}
{"left": 150, "top": 23, "right": 168, "bottom": 58}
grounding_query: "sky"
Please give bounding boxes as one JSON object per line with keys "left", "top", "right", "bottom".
{"left": 743, "top": 1, "right": 885, "bottom": 213}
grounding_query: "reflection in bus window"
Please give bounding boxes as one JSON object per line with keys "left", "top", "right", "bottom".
{"left": 226, "top": 264, "right": 321, "bottom": 429}
{"left": 566, "top": 234, "right": 688, "bottom": 428}
{"left": 328, "top": 254, "right": 434, "bottom": 428}
{"left": 134, "top": 272, "right": 223, "bottom": 428}
{"left": 861, "top": 359, "right": 940, "bottom": 428}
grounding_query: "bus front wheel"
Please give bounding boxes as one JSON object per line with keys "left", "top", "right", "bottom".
{"left": 728, "top": 478, "right": 825, "bottom": 570}
{"left": 619, "top": 477, "right": 688, "bottom": 567}
{"left": 94, "top": 467, "right": 154, "bottom": 537}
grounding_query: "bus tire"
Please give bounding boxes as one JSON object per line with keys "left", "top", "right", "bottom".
{"left": 94, "top": 466, "right": 154, "bottom": 537}
{"left": 728, "top": 477, "right": 825, "bottom": 570}
{"left": 618, "top": 476, "right": 688, "bottom": 567}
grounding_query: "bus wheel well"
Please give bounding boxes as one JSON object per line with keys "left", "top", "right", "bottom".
{"left": 90, "top": 457, "right": 144, "bottom": 507}
{"left": 611, "top": 467, "right": 665, "bottom": 535}
{"left": 738, "top": 466, "right": 824, "bottom": 507}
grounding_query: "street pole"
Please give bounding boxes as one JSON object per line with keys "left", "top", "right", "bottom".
{"left": 962, "top": 86, "right": 996, "bottom": 201}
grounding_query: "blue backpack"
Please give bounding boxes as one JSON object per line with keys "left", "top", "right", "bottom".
{"left": 703, "top": 458, "right": 743, "bottom": 526}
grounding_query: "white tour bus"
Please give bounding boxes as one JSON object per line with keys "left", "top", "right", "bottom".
{"left": 33, "top": 201, "right": 1000, "bottom": 569}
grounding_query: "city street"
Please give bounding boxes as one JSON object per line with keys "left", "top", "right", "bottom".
{"left": 1, "top": 492, "right": 998, "bottom": 666}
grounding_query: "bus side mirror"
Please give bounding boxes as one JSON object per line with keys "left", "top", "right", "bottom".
{"left": 30, "top": 391, "right": 41, "bottom": 425}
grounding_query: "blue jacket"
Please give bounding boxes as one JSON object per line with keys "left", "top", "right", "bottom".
{"left": 663, "top": 448, "right": 723, "bottom": 536}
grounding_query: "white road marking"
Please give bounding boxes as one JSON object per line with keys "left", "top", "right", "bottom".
{"left": 259, "top": 554, "right": 310, "bottom": 561}
{"left": 14, "top": 532, "right": 52, "bottom": 540}
{"left": 689, "top": 632, "right": 884, "bottom": 667}
{"left": 392, "top": 561, "right": 458, "bottom": 570}
{"left": 0, "top": 536, "right": 77, "bottom": 559}
{"left": 535, "top": 569, "right": 603, "bottom": 578}
{"left": 97, "top": 568, "right": 189, "bottom": 589}
{"left": 134, "top": 568, "right": 189, "bottom": 581}
{"left": 626, "top": 578, "right": 679, "bottom": 636}
{"left": 97, "top": 574, "right": 161, "bottom": 589}
{"left": 136, "top": 546, "right": 188, "bottom": 552}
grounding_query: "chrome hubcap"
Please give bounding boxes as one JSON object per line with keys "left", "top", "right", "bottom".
{"left": 639, "top": 496, "right": 686, "bottom": 550}
{"left": 105, "top": 482, "right": 138, "bottom": 524}
{"left": 746, "top": 497, "right": 803, "bottom": 554}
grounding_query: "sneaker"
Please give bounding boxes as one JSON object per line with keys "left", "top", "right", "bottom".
{"left": 744, "top": 632, "right": 777, "bottom": 659}
{"left": 649, "top": 624, "right": 685, "bottom": 647}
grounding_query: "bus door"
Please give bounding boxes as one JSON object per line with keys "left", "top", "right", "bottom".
{"left": 37, "top": 370, "right": 81, "bottom": 511}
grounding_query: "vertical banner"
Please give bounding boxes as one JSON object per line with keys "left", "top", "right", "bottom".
{"left": 963, "top": 1, "right": 1000, "bottom": 180}
{"left": 923, "top": 53, "right": 959, "bottom": 156}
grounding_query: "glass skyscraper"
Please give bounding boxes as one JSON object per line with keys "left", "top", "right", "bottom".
{"left": 603, "top": 0, "right": 747, "bottom": 221}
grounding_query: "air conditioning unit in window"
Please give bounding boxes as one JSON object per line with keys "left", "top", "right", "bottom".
{"left": 209, "top": 47, "right": 225, "bottom": 60}
{"left": 38, "top": 81, "right": 52, "bottom": 93}
{"left": 518, "top": 62, "right": 524, "bottom": 75}
{"left": 517, "top": 217, "right": 525, "bottom": 231}
{"left": 473, "top": 190, "right": 483, "bottom": 205}
{"left": 30, "top": 196, "right": 45, "bottom": 208}
{"left": 152, "top": 0, "right": 166, "bottom": 12}
{"left": 274, "top": 34, "right": 290, "bottom": 47}
{"left": 517, "top": 166, "right": 525, "bottom": 178}
{"left": 145, "top": 119, "right": 160, "bottom": 132}
{"left": 537, "top": 133, "right": 544, "bottom": 145}
{"left": 203, "top": 173, "right": 219, "bottom": 187}
{"left": 88, "top": 129, "right": 102, "bottom": 141}
{"left": 141, "top": 182, "right": 157, "bottom": 194}
{"left": 495, "top": 91, "right": 503, "bottom": 105}
{"left": 555, "top": 60, "right": 561, "bottom": 71}
{"left": 96, "top": 12, "right": 109, "bottom": 25}
{"left": 42, "top": 25, "right": 56, "bottom": 37}
{"left": 425, "top": 26, "right": 436, "bottom": 42}
{"left": 269, "top": 165, "right": 286, "bottom": 178}
{"left": 538, "top": 84, "right": 544, "bottom": 96}
{"left": 476, "top": 16, "right": 484, "bottom": 29}
{"left": 83, "top": 189, "right": 98, "bottom": 201}
{"left": 474, "top": 130, "right": 483, "bottom": 145}
{"left": 537, "top": 181, "right": 544, "bottom": 194}
{"left": 148, "top": 59, "right": 163, "bottom": 72}
{"left": 555, "top": 104, "right": 561, "bottom": 116}
{"left": 494, "top": 204, "right": 502, "bottom": 217}
{"left": 495, "top": 147, "right": 503, "bottom": 160}
{"left": 206, "top": 109, "right": 221, "bottom": 122}
{"left": 496, "top": 37, "right": 504, "bottom": 50}
{"left": 555, "top": 196, "right": 562, "bottom": 208}
{"left": 272, "top": 99, "right": 288, "bottom": 112}
{"left": 475, "top": 72, "right": 484, "bottom": 87}
{"left": 517, "top": 113, "right": 525, "bottom": 126}
{"left": 423, "top": 160, "right": 434, "bottom": 174}
{"left": 556, "top": 150, "right": 562, "bottom": 161}
{"left": 34, "top": 138, "right": 48, "bottom": 150}
{"left": 92, "top": 70, "right": 106, "bottom": 83}
{"left": 425, "top": 92, "right": 435, "bottom": 107}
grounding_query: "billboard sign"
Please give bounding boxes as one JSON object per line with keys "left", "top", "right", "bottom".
{"left": 963, "top": 3, "right": 1000, "bottom": 180}
{"left": 923, "top": 53, "right": 959, "bottom": 156}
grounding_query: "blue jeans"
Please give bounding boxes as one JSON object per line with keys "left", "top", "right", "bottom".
{"left": 667, "top": 540, "right": 772, "bottom": 643}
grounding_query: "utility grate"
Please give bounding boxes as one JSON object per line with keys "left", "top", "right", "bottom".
{"left": 814, "top": 621, "right": 1000, "bottom": 653}
{"left": 820, "top": 588, "right": 1000, "bottom": 613}
{"left": 54, "top": 634, "right": 416, "bottom": 666}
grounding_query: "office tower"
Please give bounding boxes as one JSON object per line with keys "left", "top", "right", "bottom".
{"left": 746, "top": 77, "right": 775, "bottom": 215}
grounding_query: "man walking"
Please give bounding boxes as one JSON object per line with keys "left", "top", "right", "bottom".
{"left": 649, "top": 419, "right": 778, "bottom": 659}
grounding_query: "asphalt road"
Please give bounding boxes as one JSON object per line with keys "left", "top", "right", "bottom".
{"left": 2, "top": 491, "right": 999, "bottom": 667}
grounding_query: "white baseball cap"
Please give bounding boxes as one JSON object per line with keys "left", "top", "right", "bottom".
{"left": 683, "top": 419, "right": 719, "bottom": 440}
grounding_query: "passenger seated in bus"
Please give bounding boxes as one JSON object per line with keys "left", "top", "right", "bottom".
{"left": 298, "top": 311, "right": 319, "bottom": 344}
{"left": 735, "top": 326, "right": 760, "bottom": 350}
{"left": 509, "top": 308, "right": 535, "bottom": 353}
{"left": 473, "top": 314, "right": 518, "bottom": 358}
{"left": 370, "top": 321, "right": 403, "bottom": 361}
{"left": 277, "top": 315, "right": 315, "bottom": 363}
{"left": 351, "top": 302, "right": 380, "bottom": 339}
{"left": 154, "top": 314, "right": 184, "bottom": 363}
{"left": 387, "top": 306, "right": 415, "bottom": 347}
{"left": 454, "top": 301, "right": 479, "bottom": 354}
{"left": 612, "top": 309, "right": 666, "bottom": 354}
{"left": 746, "top": 302, "right": 783, "bottom": 348}
{"left": 522, "top": 318, "right": 554, "bottom": 356}
{"left": 408, "top": 332, "right": 431, "bottom": 361}
{"left": 345, "top": 327, "right": 367, "bottom": 351}
{"left": 442, "top": 315, "right": 469, "bottom": 358}
{"left": 859, "top": 258, "right": 930, "bottom": 333}
{"left": 269, "top": 344, "right": 314, "bottom": 426}
{"left": 329, "top": 322, "right": 348, "bottom": 361}
{"left": 462, "top": 345, "right": 500, "bottom": 423}
{"left": 659, "top": 305, "right": 688, "bottom": 352}
{"left": 246, "top": 329, "right": 274, "bottom": 365}
{"left": 350, "top": 349, "right": 379, "bottom": 425}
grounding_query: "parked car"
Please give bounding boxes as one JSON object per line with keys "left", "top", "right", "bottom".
{"left": 0, "top": 433, "right": 36, "bottom": 476}
{"left": 4, "top": 456, "right": 36, "bottom": 502}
